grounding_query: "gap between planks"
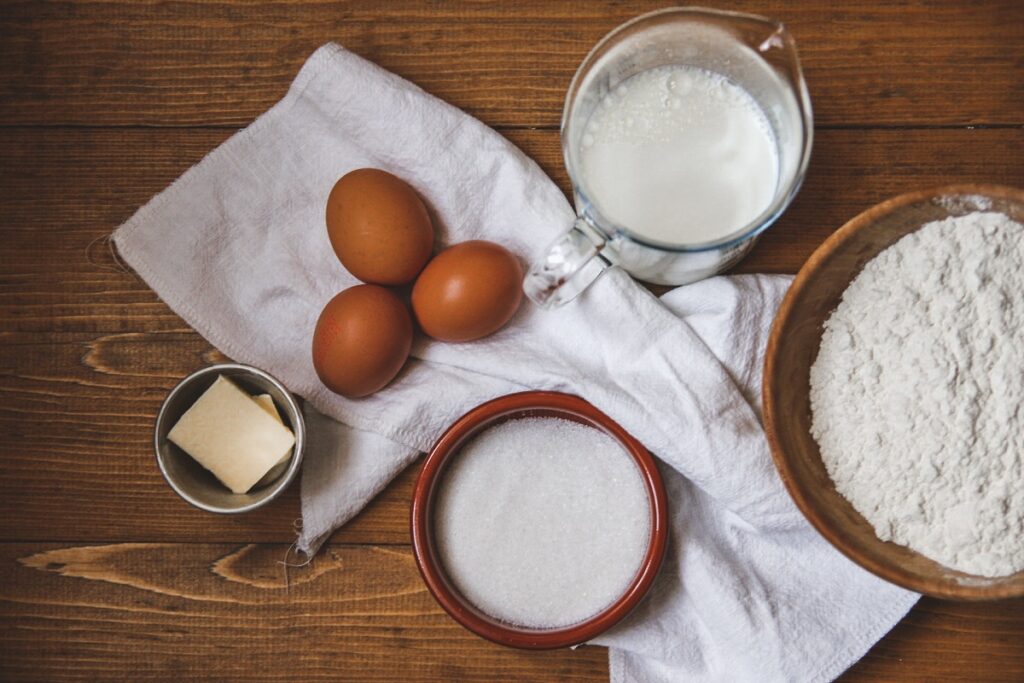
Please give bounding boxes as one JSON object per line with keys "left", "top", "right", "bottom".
{"left": 0, "top": 123, "right": 1022, "bottom": 132}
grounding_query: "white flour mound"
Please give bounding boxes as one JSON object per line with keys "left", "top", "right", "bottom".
{"left": 810, "top": 211, "right": 1024, "bottom": 577}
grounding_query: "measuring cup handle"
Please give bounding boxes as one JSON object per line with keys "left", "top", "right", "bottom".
{"left": 523, "top": 218, "right": 611, "bottom": 309}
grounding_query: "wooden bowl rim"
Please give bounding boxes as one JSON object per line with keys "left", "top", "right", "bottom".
{"left": 763, "top": 183, "right": 1024, "bottom": 600}
{"left": 410, "top": 390, "right": 669, "bottom": 649}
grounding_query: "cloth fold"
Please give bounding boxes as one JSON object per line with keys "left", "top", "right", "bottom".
{"left": 114, "top": 44, "right": 917, "bottom": 682}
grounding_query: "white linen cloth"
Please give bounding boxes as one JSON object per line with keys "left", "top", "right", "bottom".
{"left": 114, "top": 44, "right": 917, "bottom": 682}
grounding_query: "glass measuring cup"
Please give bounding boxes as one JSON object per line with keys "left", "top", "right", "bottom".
{"left": 524, "top": 7, "right": 813, "bottom": 308}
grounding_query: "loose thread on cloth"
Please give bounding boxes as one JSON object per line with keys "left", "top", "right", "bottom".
{"left": 277, "top": 541, "right": 317, "bottom": 592}
{"left": 277, "top": 519, "right": 317, "bottom": 589}
{"left": 87, "top": 233, "right": 134, "bottom": 276}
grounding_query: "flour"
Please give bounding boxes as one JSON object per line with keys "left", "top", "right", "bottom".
{"left": 810, "top": 211, "right": 1024, "bottom": 577}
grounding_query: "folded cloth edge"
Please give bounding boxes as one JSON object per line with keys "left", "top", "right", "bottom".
{"left": 114, "top": 45, "right": 427, "bottom": 452}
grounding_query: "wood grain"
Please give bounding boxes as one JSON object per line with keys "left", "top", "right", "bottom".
{"left": 0, "top": 542, "right": 1021, "bottom": 681}
{"left": 0, "top": 542, "right": 609, "bottom": 681}
{"left": 843, "top": 598, "right": 1024, "bottom": 681}
{"left": 2, "top": 0, "right": 1023, "bottom": 680}
{"left": 1, "top": 125, "right": 1022, "bottom": 297}
{"left": 0, "top": 1, "right": 1021, "bottom": 128}
{"left": 0, "top": 127, "right": 1021, "bottom": 545}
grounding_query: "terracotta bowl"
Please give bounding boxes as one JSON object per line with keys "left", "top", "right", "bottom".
{"left": 764, "top": 183, "right": 1024, "bottom": 600}
{"left": 410, "top": 391, "right": 669, "bottom": 648}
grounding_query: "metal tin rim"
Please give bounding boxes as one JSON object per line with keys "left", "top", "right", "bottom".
{"left": 153, "top": 363, "right": 306, "bottom": 514}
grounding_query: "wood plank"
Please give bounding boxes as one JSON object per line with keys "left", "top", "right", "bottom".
{"left": 843, "top": 598, "right": 1024, "bottom": 681}
{"left": 0, "top": 542, "right": 609, "bottom": 681}
{"left": 0, "top": 542, "right": 1021, "bottom": 681}
{"left": 0, "top": 1, "right": 1021, "bottom": 128}
{"left": 2, "top": 2, "right": 1022, "bottom": 679}
{"left": 0, "top": 291, "right": 421, "bottom": 544}
{"left": 0, "top": 126, "right": 1021, "bottom": 543}
{"left": 2, "top": 127, "right": 1022, "bottom": 324}
{"left": 0, "top": 319, "right": 418, "bottom": 545}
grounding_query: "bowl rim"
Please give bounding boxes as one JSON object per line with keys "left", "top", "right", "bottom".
{"left": 410, "top": 390, "right": 669, "bottom": 648}
{"left": 763, "top": 182, "right": 1024, "bottom": 600}
{"left": 154, "top": 362, "right": 306, "bottom": 514}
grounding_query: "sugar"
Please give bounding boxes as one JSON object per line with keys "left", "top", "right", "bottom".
{"left": 433, "top": 417, "right": 651, "bottom": 629}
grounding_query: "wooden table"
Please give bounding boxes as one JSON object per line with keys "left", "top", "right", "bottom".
{"left": 1, "top": 1, "right": 1021, "bottom": 680}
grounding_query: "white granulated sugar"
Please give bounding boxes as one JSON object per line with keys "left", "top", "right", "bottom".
{"left": 810, "top": 211, "right": 1024, "bottom": 577}
{"left": 434, "top": 417, "right": 650, "bottom": 628}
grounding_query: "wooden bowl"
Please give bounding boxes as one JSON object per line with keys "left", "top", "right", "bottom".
{"left": 410, "top": 391, "right": 669, "bottom": 648}
{"left": 764, "top": 184, "right": 1024, "bottom": 600}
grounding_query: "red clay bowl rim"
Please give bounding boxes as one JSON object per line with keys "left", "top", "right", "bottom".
{"left": 410, "top": 390, "right": 669, "bottom": 649}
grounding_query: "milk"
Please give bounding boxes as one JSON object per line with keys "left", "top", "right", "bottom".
{"left": 579, "top": 65, "right": 780, "bottom": 245}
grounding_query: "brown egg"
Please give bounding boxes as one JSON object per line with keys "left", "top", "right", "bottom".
{"left": 312, "top": 285, "right": 413, "bottom": 398}
{"left": 326, "top": 168, "right": 434, "bottom": 285}
{"left": 412, "top": 240, "right": 524, "bottom": 342}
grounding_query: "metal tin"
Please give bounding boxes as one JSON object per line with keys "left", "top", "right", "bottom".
{"left": 154, "top": 363, "right": 305, "bottom": 514}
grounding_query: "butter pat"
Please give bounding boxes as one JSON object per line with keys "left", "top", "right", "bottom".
{"left": 252, "top": 394, "right": 294, "bottom": 489}
{"left": 254, "top": 393, "right": 282, "bottom": 422}
{"left": 253, "top": 394, "right": 293, "bottom": 465}
{"left": 168, "top": 376, "right": 296, "bottom": 494}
